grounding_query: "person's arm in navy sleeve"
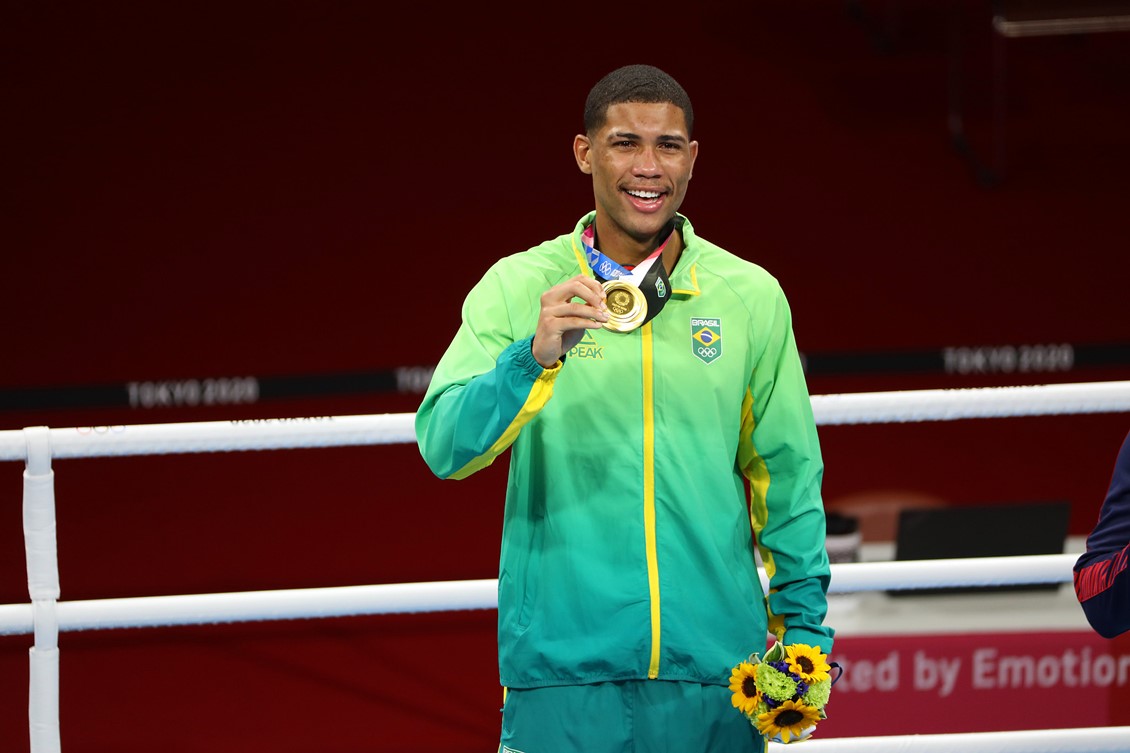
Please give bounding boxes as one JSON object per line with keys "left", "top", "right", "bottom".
{"left": 1074, "top": 431, "right": 1130, "bottom": 639}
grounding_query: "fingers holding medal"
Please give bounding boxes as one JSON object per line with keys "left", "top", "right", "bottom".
{"left": 531, "top": 275, "right": 609, "bottom": 368}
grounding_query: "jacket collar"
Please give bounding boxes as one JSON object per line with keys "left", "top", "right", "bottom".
{"left": 571, "top": 212, "right": 701, "bottom": 297}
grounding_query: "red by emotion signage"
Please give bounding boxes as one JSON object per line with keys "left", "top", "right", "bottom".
{"left": 818, "top": 630, "right": 1130, "bottom": 736}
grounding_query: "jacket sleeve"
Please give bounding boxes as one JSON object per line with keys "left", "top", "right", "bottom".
{"left": 415, "top": 265, "right": 562, "bottom": 480}
{"left": 1073, "top": 431, "right": 1130, "bottom": 639}
{"left": 738, "top": 282, "right": 834, "bottom": 655}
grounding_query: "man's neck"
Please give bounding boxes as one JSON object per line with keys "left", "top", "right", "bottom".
{"left": 594, "top": 218, "right": 683, "bottom": 274}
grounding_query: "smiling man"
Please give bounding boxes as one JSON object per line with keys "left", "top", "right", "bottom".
{"left": 416, "top": 64, "right": 834, "bottom": 753}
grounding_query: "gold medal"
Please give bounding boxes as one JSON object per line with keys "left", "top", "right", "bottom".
{"left": 601, "top": 279, "right": 647, "bottom": 332}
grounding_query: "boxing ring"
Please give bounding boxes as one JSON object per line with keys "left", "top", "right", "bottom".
{"left": 3, "top": 380, "right": 1130, "bottom": 752}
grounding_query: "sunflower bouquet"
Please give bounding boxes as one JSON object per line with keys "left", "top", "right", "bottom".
{"left": 728, "top": 642, "right": 834, "bottom": 744}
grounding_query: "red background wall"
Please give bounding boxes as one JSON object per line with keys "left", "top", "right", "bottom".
{"left": 2, "top": 1, "right": 1128, "bottom": 750}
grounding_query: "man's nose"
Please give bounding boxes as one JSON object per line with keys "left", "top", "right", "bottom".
{"left": 633, "top": 146, "right": 661, "bottom": 176}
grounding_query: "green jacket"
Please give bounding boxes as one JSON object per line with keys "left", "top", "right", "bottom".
{"left": 416, "top": 213, "right": 833, "bottom": 689}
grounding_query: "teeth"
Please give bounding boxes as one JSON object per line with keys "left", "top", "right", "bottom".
{"left": 627, "top": 189, "right": 661, "bottom": 199}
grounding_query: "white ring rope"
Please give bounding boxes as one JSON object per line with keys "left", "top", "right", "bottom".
{"left": 1, "top": 380, "right": 1128, "bottom": 461}
{"left": 5, "top": 380, "right": 1129, "bottom": 752}
{"left": 771, "top": 727, "right": 1130, "bottom": 753}
{"left": 809, "top": 379, "right": 1130, "bottom": 425}
{"left": 0, "top": 555, "right": 1079, "bottom": 636}
{"left": 0, "top": 579, "right": 498, "bottom": 636}
{"left": 0, "top": 413, "right": 417, "bottom": 462}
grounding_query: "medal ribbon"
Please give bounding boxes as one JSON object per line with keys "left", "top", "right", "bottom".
{"left": 580, "top": 220, "right": 676, "bottom": 326}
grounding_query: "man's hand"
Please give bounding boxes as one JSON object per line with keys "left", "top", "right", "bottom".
{"left": 532, "top": 275, "right": 608, "bottom": 368}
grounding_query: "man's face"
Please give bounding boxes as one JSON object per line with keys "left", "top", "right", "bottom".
{"left": 574, "top": 101, "right": 698, "bottom": 255}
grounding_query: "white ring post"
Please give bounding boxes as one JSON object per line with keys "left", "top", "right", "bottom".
{"left": 24, "top": 426, "right": 61, "bottom": 753}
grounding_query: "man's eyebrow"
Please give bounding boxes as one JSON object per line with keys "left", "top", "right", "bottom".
{"left": 607, "top": 131, "right": 689, "bottom": 144}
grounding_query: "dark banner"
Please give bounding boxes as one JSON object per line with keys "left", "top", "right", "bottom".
{"left": 1, "top": 342, "right": 1128, "bottom": 413}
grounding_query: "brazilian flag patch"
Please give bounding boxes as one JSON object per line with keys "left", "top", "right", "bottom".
{"left": 690, "top": 317, "right": 722, "bottom": 364}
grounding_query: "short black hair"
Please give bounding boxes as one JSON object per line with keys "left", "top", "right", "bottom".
{"left": 583, "top": 64, "right": 694, "bottom": 137}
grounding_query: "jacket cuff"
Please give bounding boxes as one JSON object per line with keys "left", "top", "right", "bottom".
{"left": 509, "top": 335, "right": 564, "bottom": 377}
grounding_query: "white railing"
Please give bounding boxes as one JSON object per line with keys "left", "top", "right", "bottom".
{"left": 3, "top": 379, "right": 1129, "bottom": 753}
{"left": 0, "top": 553, "right": 1082, "bottom": 636}
{"left": 773, "top": 727, "right": 1130, "bottom": 753}
{"left": 4, "top": 380, "right": 1130, "bottom": 461}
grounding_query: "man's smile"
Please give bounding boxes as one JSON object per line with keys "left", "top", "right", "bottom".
{"left": 624, "top": 187, "right": 666, "bottom": 209}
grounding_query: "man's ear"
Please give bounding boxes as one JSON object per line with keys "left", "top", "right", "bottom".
{"left": 573, "top": 134, "right": 593, "bottom": 175}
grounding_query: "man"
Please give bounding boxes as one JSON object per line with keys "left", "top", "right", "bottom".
{"left": 1074, "top": 430, "right": 1130, "bottom": 638}
{"left": 416, "top": 64, "right": 833, "bottom": 752}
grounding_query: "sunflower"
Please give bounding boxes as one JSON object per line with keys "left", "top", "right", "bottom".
{"left": 755, "top": 699, "right": 822, "bottom": 743}
{"left": 785, "top": 644, "right": 831, "bottom": 684}
{"left": 728, "top": 662, "right": 761, "bottom": 714}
